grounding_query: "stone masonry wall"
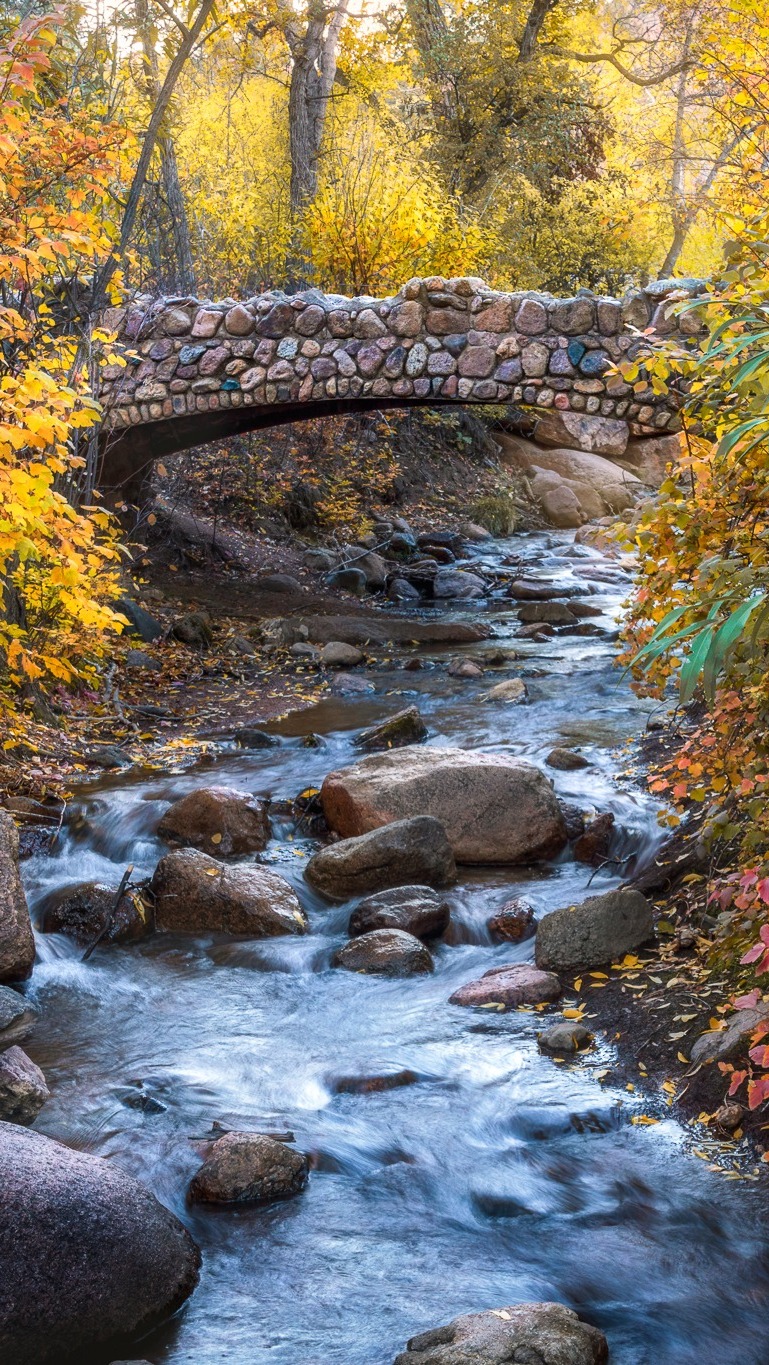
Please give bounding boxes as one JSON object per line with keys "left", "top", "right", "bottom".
{"left": 99, "top": 275, "right": 705, "bottom": 444}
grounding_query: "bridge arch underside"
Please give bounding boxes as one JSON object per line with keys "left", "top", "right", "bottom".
{"left": 100, "top": 395, "right": 501, "bottom": 495}
{"left": 99, "top": 276, "right": 696, "bottom": 495}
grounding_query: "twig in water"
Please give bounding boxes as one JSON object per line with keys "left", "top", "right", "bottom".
{"left": 82, "top": 865, "right": 134, "bottom": 962}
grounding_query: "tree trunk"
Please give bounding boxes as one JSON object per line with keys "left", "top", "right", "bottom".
{"left": 134, "top": 0, "right": 196, "bottom": 294}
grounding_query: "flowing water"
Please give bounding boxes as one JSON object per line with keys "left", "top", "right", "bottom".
{"left": 19, "top": 532, "right": 769, "bottom": 1364}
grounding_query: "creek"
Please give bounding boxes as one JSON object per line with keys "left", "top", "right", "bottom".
{"left": 19, "top": 531, "right": 769, "bottom": 1364}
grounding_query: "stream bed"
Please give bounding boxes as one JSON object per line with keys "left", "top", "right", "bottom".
{"left": 19, "top": 531, "right": 769, "bottom": 1364}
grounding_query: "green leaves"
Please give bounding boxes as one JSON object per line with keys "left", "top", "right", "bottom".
{"left": 632, "top": 593, "right": 767, "bottom": 704}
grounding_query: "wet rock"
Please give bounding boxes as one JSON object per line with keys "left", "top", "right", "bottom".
{"left": 305, "top": 616, "right": 490, "bottom": 647}
{"left": 343, "top": 549, "right": 387, "bottom": 590}
{"left": 388, "top": 577, "right": 421, "bottom": 602}
{"left": 518, "top": 622, "right": 554, "bottom": 640}
{"left": 0, "top": 1121, "right": 200, "bottom": 1364}
{"left": 117, "top": 596, "right": 164, "bottom": 642}
{"left": 326, "top": 567, "right": 367, "bottom": 596}
{"left": 547, "top": 747, "right": 590, "bottom": 771}
{"left": 38, "top": 881, "right": 151, "bottom": 945}
{"left": 305, "top": 816, "right": 456, "bottom": 898}
{"left": 320, "top": 746, "right": 568, "bottom": 865}
{"left": 171, "top": 611, "right": 213, "bottom": 647}
{"left": 233, "top": 727, "right": 279, "bottom": 749}
{"left": 483, "top": 678, "right": 527, "bottom": 704}
{"left": 290, "top": 642, "right": 321, "bottom": 662}
{"left": 0, "top": 812, "right": 35, "bottom": 983}
{"left": 394, "top": 1302, "right": 608, "bottom": 1365}
{"left": 518, "top": 601, "right": 577, "bottom": 625}
{"left": 389, "top": 531, "right": 417, "bottom": 556}
{"left": 333, "top": 928, "right": 434, "bottom": 977}
{"left": 449, "top": 963, "right": 561, "bottom": 1009}
{"left": 349, "top": 886, "right": 450, "bottom": 940}
{"left": 0, "top": 986, "right": 38, "bottom": 1053}
{"left": 433, "top": 568, "right": 486, "bottom": 599}
{"left": 567, "top": 600, "right": 603, "bottom": 619}
{"left": 560, "top": 802, "right": 586, "bottom": 841}
{"left": 152, "top": 850, "right": 308, "bottom": 936}
{"left": 535, "top": 888, "right": 654, "bottom": 971}
{"left": 538, "top": 1022, "right": 593, "bottom": 1053}
{"left": 487, "top": 898, "right": 535, "bottom": 943}
{"left": 330, "top": 1069, "right": 419, "bottom": 1094}
{"left": 157, "top": 786, "right": 271, "bottom": 857}
{"left": 0, "top": 1047, "right": 49, "bottom": 1124}
{"left": 690, "top": 1005, "right": 769, "bottom": 1066}
{"left": 573, "top": 812, "right": 615, "bottom": 865}
{"left": 353, "top": 707, "right": 428, "bottom": 752}
{"left": 417, "top": 530, "right": 464, "bottom": 555}
{"left": 85, "top": 744, "right": 131, "bottom": 770}
{"left": 189, "top": 1132, "right": 308, "bottom": 1205}
{"left": 462, "top": 521, "right": 493, "bottom": 541}
{"left": 320, "top": 641, "right": 365, "bottom": 668}
{"left": 330, "top": 672, "right": 375, "bottom": 694}
{"left": 448, "top": 658, "right": 484, "bottom": 679}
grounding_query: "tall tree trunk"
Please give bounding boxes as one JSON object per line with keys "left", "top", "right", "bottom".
{"left": 134, "top": 0, "right": 196, "bottom": 294}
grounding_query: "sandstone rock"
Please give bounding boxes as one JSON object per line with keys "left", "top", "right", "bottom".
{"left": 394, "top": 1302, "right": 608, "bottom": 1365}
{"left": 448, "top": 658, "right": 484, "bottom": 678}
{"left": 538, "top": 1022, "right": 593, "bottom": 1053}
{"left": 157, "top": 786, "right": 271, "bottom": 857}
{"left": 0, "top": 812, "right": 35, "bottom": 983}
{"left": 333, "top": 927, "right": 434, "bottom": 976}
{"left": 535, "top": 888, "right": 654, "bottom": 971}
{"left": 189, "top": 1132, "right": 308, "bottom": 1205}
{"left": 38, "top": 881, "right": 151, "bottom": 945}
{"left": 0, "top": 1121, "right": 200, "bottom": 1364}
{"left": 433, "top": 568, "right": 486, "bottom": 599}
{"left": 487, "top": 897, "right": 535, "bottom": 943}
{"left": 534, "top": 411, "right": 630, "bottom": 457}
{"left": 690, "top": 1005, "right": 769, "bottom": 1066}
{"left": 0, "top": 1047, "right": 49, "bottom": 1124}
{"left": 450, "top": 962, "right": 561, "bottom": 1009}
{"left": 541, "top": 483, "right": 584, "bottom": 528}
{"left": 616, "top": 433, "right": 682, "bottom": 485}
{"left": 353, "top": 707, "right": 428, "bottom": 752}
{"left": 483, "top": 678, "right": 527, "bottom": 703}
{"left": 305, "top": 816, "right": 456, "bottom": 898}
{"left": 330, "top": 1069, "right": 419, "bottom": 1094}
{"left": 152, "top": 850, "right": 308, "bottom": 936}
{"left": 462, "top": 521, "right": 493, "bottom": 541}
{"left": 320, "top": 641, "right": 365, "bottom": 668}
{"left": 0, "top": 986, "right": 38, "bottom": 1053}
{"left": 320, "top": 746, "right": 567, "bottom": 866}
{"left": 531, "top": 447, "right": 642, "bottom": 515}
{"left": 546, "top": 747, "right": 590, "bottom": 771}
{"left": 349, "top": 886, "right": 450, "bottom": 940}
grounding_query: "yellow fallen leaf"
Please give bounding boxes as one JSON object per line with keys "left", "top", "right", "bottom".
{"left": 662, "top": 1080, "right": 676, "bottom": 1095}
{"left": 590, "top": 972, "right": 608, "bottom": 980}
{"left": 210, "top": 833, "right": 223, "bottom": 845}
{"left": 563, "top": 1008, "right": 585, "bottom": 1019}
{"left": 573, "top": 977, "right": 582, "bottom": 991}
{"left": 631, "top": 1115, "right": 659, "bottom": 1126}
{"left": 677, "top": 1051, "right": 690, "bottom": 1064}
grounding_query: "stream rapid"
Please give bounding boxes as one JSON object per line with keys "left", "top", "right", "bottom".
{"left": 20, "top": 531, "right": 769, "bottom": 1364}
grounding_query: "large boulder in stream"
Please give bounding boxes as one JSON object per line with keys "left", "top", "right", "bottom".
{"left": 0, "top": 1121, "right": 201, "bottom": 1364}
{"left": 0, "top": 985, "right": 38, "bottom": 1053}
{"left": 320, "top": 746, "right": 567, "bottom": 865}
{"left": 152, "top": 849, "right": 308, "bottom": 936}
{"left": 305, "top": 816, "right": 456, "bottom": 898}
{"left": 535, "top": 887, "right": 654, "bottom": 971}
{"left": 394, "top": 1301, "right": 608, "bottom": 1365}
{"left": 353, "top": 707, "right": 428, "bottom": 752}
{"left": 157, "top": 786, "right": 271, "bottom": 857}
{"left": 449, "top": 963, "right": 561, "bottom": 1010}
{"left": 0, "top": 812, "right": 35, "bottom": 983}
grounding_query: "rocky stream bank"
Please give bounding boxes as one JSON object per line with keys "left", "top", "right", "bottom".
{"left": 1, "top": 418, "right": 768, "bottom": 1364}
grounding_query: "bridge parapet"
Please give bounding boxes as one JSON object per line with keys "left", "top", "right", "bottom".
{"left": 98, "top": 276, "right": 705, "bottom": 486}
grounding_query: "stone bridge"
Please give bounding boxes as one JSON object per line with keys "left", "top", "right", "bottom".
{"left": 98, "top": 276, "right": 703, "bottom": 492}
